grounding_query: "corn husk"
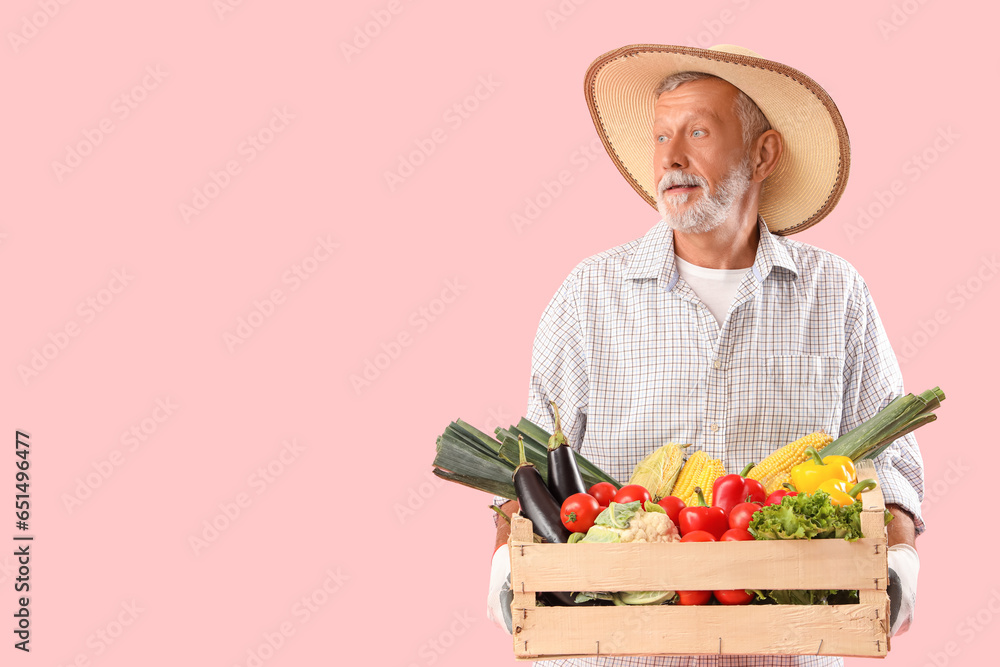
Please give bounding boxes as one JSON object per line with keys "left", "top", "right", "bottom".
{"left": 627, "top": 443, "right": 688, "bottom": 502}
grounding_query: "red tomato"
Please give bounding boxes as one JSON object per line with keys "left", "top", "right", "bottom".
{"left": 613, "top": 484, "right": 651, "bottom": 505}
{"left": 765, "top": 489, "right": 798, "bottom": 506}
{"left": 676, "top": 590, "right": 713, "bottom": 605}
{"left": 714, "top": 589, "right": 754, "bottom": 605}
{"left": 656, "top": 496, "right": 686, "bottom": 525}
{"left": 720, "top": 528, "right": 754, "bottom": 541}
{"left": 728, "top": 502, "right": 763, "bottom": 531}
{"left": 588, "top": 482, "right": 617, "bottom": 507}
{"left": 560, "top": 493, "right": 601, "bottom": 533}
{"left": 680, "top": 530, "right": 716, "bottom": 543}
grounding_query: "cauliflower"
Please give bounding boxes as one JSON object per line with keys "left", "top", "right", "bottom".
{"left": 579, "top": 501, "right": 681, "bottom": 543}
{"left": 618, "top": 509, "right": 680, "bottom": 543}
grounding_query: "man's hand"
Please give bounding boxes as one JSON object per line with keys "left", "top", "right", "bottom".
{"left": 885, "top": 504, "right": 919, "bottom": 636}
{"left": 887, "top": 544, "right": 919, "bottom": 635}
{"left": 487, "top": 500, "right": 519, "bottom": 634}
{"left": 486, "top": 546, "right": 513, "bottom": 634}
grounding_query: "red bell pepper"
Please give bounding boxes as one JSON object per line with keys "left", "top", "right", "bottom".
{"left": 678, "top": 487, "right": 728, "bottom": 539}
{"left": 712, "top": 463, "right": 767, "bottom": 515}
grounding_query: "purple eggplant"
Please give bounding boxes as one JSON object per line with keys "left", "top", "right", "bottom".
{"left": 545, "top": 401, "right": 587, "bottom": 503}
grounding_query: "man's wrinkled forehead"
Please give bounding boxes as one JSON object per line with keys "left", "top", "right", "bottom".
{"left": 652, "top": 105, "right": 725, "bottom": 127}
{"left": 652, "top": 79, "right": 738, "bottom": 121}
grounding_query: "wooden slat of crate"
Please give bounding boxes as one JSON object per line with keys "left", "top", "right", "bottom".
{"left": 856, "top": 459, "right": 891, "bottom": 649}
{"left": 857, "top": 460, "right": 886, "bottom": 512}
{"left": 513, "top": 604, "right": 887, "bottom": 659}
{"left": 512, "top": 539, "right": 883, "bottom": 591}
{"left": 509, "top": 461, "right": 891, "bottom": 658}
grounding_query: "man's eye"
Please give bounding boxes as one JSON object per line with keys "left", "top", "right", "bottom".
{"left": 692, "top": 129, "right": 706, "bottom": 138}
{"left": 656, "top": 135, "right": 667, "bottom": 143}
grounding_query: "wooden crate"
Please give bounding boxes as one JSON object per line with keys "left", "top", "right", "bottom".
{"left": 509, "top": 460, "right": 890, "bottom": 660}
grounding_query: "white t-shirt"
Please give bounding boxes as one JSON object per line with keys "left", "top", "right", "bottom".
{"left": 674, "top": 255, "right": 750, "bottom": 326}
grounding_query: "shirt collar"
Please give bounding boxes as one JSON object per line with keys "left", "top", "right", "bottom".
{"left": 625, "top": 215, "right": 799, "bottom": 289}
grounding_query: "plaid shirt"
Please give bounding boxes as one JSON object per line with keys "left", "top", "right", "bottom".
{"left": 509, "top": 217, "right": 924, "bottom": 667}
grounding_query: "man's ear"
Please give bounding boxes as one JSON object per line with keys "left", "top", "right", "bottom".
{"left": 752, "top": 129, "right": 783, "bottom": 183}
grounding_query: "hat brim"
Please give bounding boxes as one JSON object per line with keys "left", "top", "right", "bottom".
{"left": 584, "top": 44, "right": 850, "bottom": 235}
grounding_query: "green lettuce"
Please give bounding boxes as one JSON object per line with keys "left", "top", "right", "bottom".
{"left": 748, "top": 491, "right": 864, "bottom": 541}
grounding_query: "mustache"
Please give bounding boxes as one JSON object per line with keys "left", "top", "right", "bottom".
{"left": 657, "top": 172, "right": 709, "bottom": 195}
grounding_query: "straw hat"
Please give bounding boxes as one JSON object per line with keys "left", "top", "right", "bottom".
{"left": 584, "top": 44, "right": 850, "bottom": 235}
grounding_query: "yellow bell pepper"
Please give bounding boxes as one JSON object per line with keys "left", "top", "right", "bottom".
{"left": 789, "top": 446, "right": 856, "bottom": 494}
{"left": 817, "top": 478, "right": 878, "bottom": 506}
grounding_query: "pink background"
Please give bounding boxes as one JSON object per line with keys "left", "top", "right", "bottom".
{"left": 2, "top": 1, "right": 995, "bottom": 665}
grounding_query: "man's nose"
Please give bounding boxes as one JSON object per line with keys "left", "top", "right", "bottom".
{"left": 660, "top": 139, "right": 688, "bottom": 169}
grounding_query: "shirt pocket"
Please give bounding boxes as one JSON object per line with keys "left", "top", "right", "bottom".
{"left": 760, "top": 355, "right": 843, "bottom": 451}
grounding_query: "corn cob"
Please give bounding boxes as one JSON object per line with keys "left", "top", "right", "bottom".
{"left": 672, "top": 450, "right": 727, "bottom": 506}
{"left": 627, "top": 443, "right": 687, "bottom": 501}
{"left": 747, "top": 431, "right": 834, "bottom": 494}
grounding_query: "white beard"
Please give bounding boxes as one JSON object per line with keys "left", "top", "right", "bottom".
{"left": 656, "top": 154, "right": 754, "bottom": 234}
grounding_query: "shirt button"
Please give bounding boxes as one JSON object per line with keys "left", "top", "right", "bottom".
{"left": 710, "top": 423, "right": 719, "bottom": 433}
{"left": 713, "top": 359, "right": 721, "bottom": 369}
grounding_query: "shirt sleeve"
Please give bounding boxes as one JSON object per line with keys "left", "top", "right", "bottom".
{"left": 526, "top": 272, "right": 590, "bottom": 450}
{"left": 492, "top": 271, "right": 590, "bottom": 511}
{"left": 841, "top": 277, "right": 926, "bottom": 534}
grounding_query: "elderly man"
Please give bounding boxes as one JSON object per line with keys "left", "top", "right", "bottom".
{"left": 487, "top": 44, "right": 922, "bottom": 666}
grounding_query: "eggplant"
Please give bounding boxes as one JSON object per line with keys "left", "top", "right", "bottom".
{"left": 545, "top": 401, "right": 588, "bottom": 503}
{"left": 511, "top": 435, "right": 596, "bottom": 607}
{"left": 513, "top": 435, "right": 571, "bottom": 544}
